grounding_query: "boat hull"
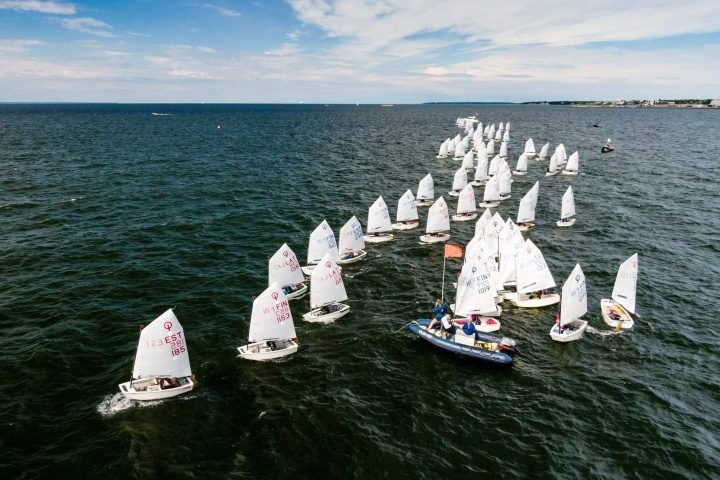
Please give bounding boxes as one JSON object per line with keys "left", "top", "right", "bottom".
{"left": 452, "top": 317, "right": 501, "bottom": 333}
{"left": 363, "top": 233, "right": 395, "bottom": 243}
{"left": 303, "top": 303, "right": 350, "bottom": 323}
{"left": 517, "top": 223, "right": 535, "bottom": 232}
{"left": 550, "top": 319, "right": 588, "bottom": 342}
{"left": 450, "top": 303, "right": 502, "bottom": 317}
{"left": 545, "top": 171, "right": 558, "bottom": 177}
{"left": 119, "top": 376, "right": 194, "bottom": 401}
{"left": 392, "top": 221, "right": 419, "bottom": 230}
{"left": 420, "top": 233, "right": 450, "bottom": 243}
{"left": 407, "top": 320, "right": 515, "bottom": 365}
{"left": 337, "top": 250, "right": 368, "bottom": 265}
{"left": 601, "top": 299, "right": 634, "bottom": 329}
{"left": 478, "top": 201, "right": 500, "bottom": 208}
{"left": 416, "top": 199, "right": 434, "bottom": 207}
{"left": 512, "top": 171, "right": 527, "bottom": 176}
{"left": 561, "top": 170, "right": 578, "bottom": 176}
{"left": 284, "top": 283, "right": 308, "bottom": 299}
{"left": 448, "top": 191, "right": 461, "bottom": 197}
{"left": 452, "top": 213, "right": 477, "bottom": 222}
{"left": 238, "top": 340, "right": 299, "bottom": 360}
{"left": 556, "top": 218, "right": 576, "bottom": 227}
{"left": 470, "top": 180, "right": 488, "bottom": 187}
{"left": 512, "top": 293, "right": 561, "bottom": 308}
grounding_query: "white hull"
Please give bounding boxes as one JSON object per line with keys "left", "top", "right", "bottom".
{"left": 499, "top": 194, "right": 511, "bottom": 201}
{"left": 238, "top": 339, "right": 299, "bottom": 360}
{"left": 478, "top": 201, "right": 500, "bottom": 208}
{"left": 453, "top": 317, "right": 501, "bottom": 333}
{"left": 452, "top": 213, "right": 477, "bottom": 222}
{"left": 561, "top": 170, "right": 578, "bottom": 176}
{"left": 512, "top": 293, "right": 561, "bottom": 308}
{"left": 303, "top": 303, "right": 350, "bottom": 323}
{"left": 545, "top": 171, "right": 558, "bottom": 177}
{"left": 419, "top": 233, "right": 450, "bottom": 243}
{"left": 470, "top": 180, "right": 488, "bottom": 187}
{"left": 416, "top": 199, "right": 434, "bottom": 207}
{"left": 448, "top": 190, "right": 461, "bottom": 197}
{"left": 512, "top": 171, "right": 527, "bottom": 176}
{"left": 556, "top": 218, "right": 576, "bottom": 227}
{"left": 601, "top": 299, "right": 634, "bottom": 329}
{"left": 498, "top": 290, "right": 518, "bottom": 302}
{"left": 517, "top": 223, "right": 535, "bottom": 232}
{"left": 337, "top": 249, "right": 368, "bottom": 265}
{"left": 363, "top": 233, "right": 395, "bottom": 243}
{"left": 550, "top": 319, "right": 588, "bottom": 342}
{"left": 284, "top": 283, "right": 308, "bottom": 299}
{"left": 436, "top": 155, "right": 449, "bottom": 159}
{"left": 450, "top": 304, "right": 502, "bottom": 317}
{"left": 392, "top": 221, "right": 419, "bottom": 230}
{"left": 119, "top": 376, "right": 194, "bottom": 401}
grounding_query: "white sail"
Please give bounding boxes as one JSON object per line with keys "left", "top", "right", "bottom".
{"left": 396, "top": 189, "right": 418, "bottom": 222}
{"left": 417, "top": 173, "right": 434, "bottom": 200}
{"left": 310, "top": 252, "right": 347, "bottom": 308}
{"left": 132, "top": 309, "right": 191, "bottom": 379}
{"left": 474, "top": 153, "right": 489, "bottom": 181}
{"left": 454, "top": 142, "right": 466, "bottom": 158}
{"left": 438, "top": 139, "right": 449, "bottom": 157}
{"left": 611, "top": 253, "right": 639, "bottom": 314}
{"left": 556, "top": 144, "right": 567, "bottom": 164}
{"left": 447, "top": 139, "right": 456, "bottom": 153}
{"left": 499, "top": 141, "right": 508, "bottom": 158}
{"left": 564, "top": 151, "right": 579, "bottom": 172}
{"left": 476, "top": 141, "right": 487, "bottom": 157}
{"left": 516, "top": 238, "right": 556, "bottom": 293}
{"left": 502, "top": 130, "right": 509, "bottom": 142}
{"left": 451, "top": 168, "right": 468, "bottom": 192}
{"left": 454, "top": 134, "right": 462, "bottom": 144}
{"left": 462, "top": 150, "right": 475, "bottom": 169}
{"left": 268, "top": 243, "right": 304, "bottom": 288}
{"left": 486, "top": 139, "right": 495, "bottom": 156}
{"left": 498, "top": 219, "right": 524, "bottom": 285}
{"left": 475, "top": 237, "right": 500, "bottom": 291}
{"left": 455, "top": 258, "right": 498, "bottom": 316}
{"left": 560, "top": 186, "right": 575, "bottom": 219}
{"left": 307, "top": 220, "right": 339, "bottom": 265}
{"left": 456, "top": 184, "right": 476, "bottom": 214}
{"left": 249, "top": 283, "right": 297, "bottom": 342}
{"left": 517, "top": 182, "right": 539, "bottom": 223}
{"left": 475, "top": 208, "right": 492, "bottom": 237}
{"left": 483, "top": 175, "right": 501, "bottom": 202}
{"left": 499, "top": 170, "right": 512, "bottom": 196}
{"left": 494, "top": 129, "right": 502, "bottom": 142}
{"left": 426, "top": 197, "right": 450, "bottom": 233}
{"left": 561, "top": 263, "right": 587, "bottom": 326}
{"left": 488, "top": 155, "right": 501, "bottom": 176}
{"left": 367, "top": 196, "right": 392, "bottom": 233}
{"left": 539, "top": 142, "right": 549, "bottom": 159}
{"left": 498, "top": 122, "right": 504, "bottom": 131}
{"left": 548, "top": 153, "right": 558, "bottom": 173}
{"left": 505, "top": 122, "right": 511, "bottom": 132}
{"left": 338, "top": 216, "right": 365, "bottom": 253}
{"left": 515, "top": 153, "right": 528, "bottom": 173}
{"left": 524, "top": 138, "right": 536, "bottom": 155}
{"left": 483, "top": 212, "right": 504, "bottom": 255}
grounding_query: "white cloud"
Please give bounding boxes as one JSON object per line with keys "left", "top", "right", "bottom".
{"left": 0, "top": 38, "right": 44, "bottom": 52}
{"left": 54, "top": 17, "right": 115, "bottom": 37}
{"left": 0, "top": 0, "right": 75, "bottom": 14}
{"left": 263, "top": 43, "right": 300, "bottom": 56}
{"left": 203, "top": 3, "right": 242, "bottom": 17}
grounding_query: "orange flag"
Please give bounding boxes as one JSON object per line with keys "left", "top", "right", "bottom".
{"left": 444, "top": 243, "right": 463, "bottom": 259}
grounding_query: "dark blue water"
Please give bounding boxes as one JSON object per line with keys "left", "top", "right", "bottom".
{"left": 1, "top": 104, "right": 718, "bottom": 479}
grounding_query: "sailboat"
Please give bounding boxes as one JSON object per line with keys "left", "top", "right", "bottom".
{"left": 561, "top": 151, "right": 579, "bottom": 175}
{"left": 601, "top": 139, "right": 615, "bottom": 153}
{"left": 392, "top": 189, "right": 420, "bottom": 230}
{"left": 496, "top": 218, "right": 524, "bottom": 302}
{"left": 364, "top": 196, "right": 394, "bottom": 243}
{"left": 303, "top": 252, "right": 350, "bottom": 323}
{"left": 550, "top": 263, "right": 588, "bottom": 342}
{"left": 498, "top": 168, "right": 512, "bottom": 200}
{"left": 337, "top": 216, "right": 368, "bottom": 264}
{"left": 524, "top": 138, "right": 536, "bottom": 159}
{"left": 302, "top": 220, "right": 339, "bottom": 276}
{"left": 416, "top": 173, "right": 435, "bottom": 207}
{"left": 502, "top": 130, "right": 509, "bottom": 143}
{"left": 238, "top": 283, "right": 299, "bottom": 360}
{"left": 516, "top": 181, "right": 539, "bottom": 231}
{"left": 450, "top": 257, "right": 503, "bottom": 333}
{"left": 538, "top": 142, "right": 550, "bottom": 160}
{"left": 453, "top": 142, "right": 466, "bottom": 160}
{"left": 472, "top": 152, "right": 489, "bottom": 186}
{"left": 545, "top": 153, "right": 559, "bottom": 176}
{"left": 449, "top": 168, "right": 468, "bottom": 197}
{"left": 488, "top": 154, "right": 501, "bottom": 177}
{"left": 437, "top": 139, "right": 450, "bottom": 158}
{"left": 499, "top": 141, "right": 508, "bottom": 159}
{"left": 486, "top": 139, "right": 495, "bottom": 157}
{"left": 556, "top": 186, "right": 576, "bottom": 227}
{"left": 601, "top": 253, "right": 639, "bottom": 330}
{"left": 511, "top": 238, "right": 560, "bottom": 308}
{"left": 420, "top": 197, "right": 451, "bottom": 243}
{"left": 268, "top": 243, "right": 307, "bottom": 299}
{"left": 512, "top": 153, "right": 528, "bottom": 176}
{"left": 474, "top": 208, "right": 492, "bottom": 238}
{"left": 555, "top": 144, "right": 568, "bottom": 166}
{"left": 118, "top": 309, "right": 195, "bottom": 400}
{"left": 452, "top": 184, "right": 477, "bottom": 221}
{"left": 462, "top": 150, "right": 475, "bottom": 170}
{"left": 479, "top": 174, "right": 501, "bottom": 208}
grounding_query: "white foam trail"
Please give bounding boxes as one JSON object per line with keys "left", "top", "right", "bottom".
{"left": 586, "top": 325, "right": 623, "bottom": 337}
{"left": 96, "top": 393, "right": 161, "bottom": 416}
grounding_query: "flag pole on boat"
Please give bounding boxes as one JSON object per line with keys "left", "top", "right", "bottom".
{"left": 442, "top": 243, "right": 464, "bottom": 303}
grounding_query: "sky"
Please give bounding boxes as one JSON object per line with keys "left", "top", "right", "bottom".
{"left": 1, "top": 0, "right": 719, "bottom": 103}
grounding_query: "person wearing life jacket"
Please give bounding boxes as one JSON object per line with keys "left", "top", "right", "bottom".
{"left": 427, "top": 298, "right": 449, "bottom": 331}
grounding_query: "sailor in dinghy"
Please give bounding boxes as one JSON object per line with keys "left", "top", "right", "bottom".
{"left": 510, "top": 239, "right": 561, "bottom": 308}
{"left": 416, "top": 173, "right": 434, "bottom": 207}
{"left": 601, "top": 139, "right": 614, "bottom": 153}
{"left": 303, "top": 252, "right": 350, "bottom": 323}
{"left": 452, "top": 184, "right": 477, "bottom": 222}
{"left": 392, "top": 189, "right": 420, "bottom": 230}
{"left": 337, "top": 216, "right": 368, "bottom": 265}
{"left": 420, "top": 197, "right": 451, "bottom": 243}
{"left": 302, "top": 220, "right": 339, "bottom": 276}
{"left": 550, "top": 264, "right": 588, "bottom": 342}
{"left": 118, "top": 309, "right": 195, "bottom": 401}
{"left": 601, "top": 253, "right": 639, "bottom": 330}
{"left": 238, "top": 283, "right": 299, "bottom": 360}
{"left": 364, "top": 196, "right": 395, "bottom": 243}
{"left": 556, "top": 186, "right": 576, "bottom": 227}
{"left": 269, "top": 243, "right": 307, "bottom": 299}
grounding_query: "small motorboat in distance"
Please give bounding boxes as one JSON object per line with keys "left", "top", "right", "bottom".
{"left": 601, "top": 139, "right": 615, "bottom": 153}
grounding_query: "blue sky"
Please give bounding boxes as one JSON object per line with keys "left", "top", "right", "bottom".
{"left": 1, "top": 0, "right": 719, "bottom": 102}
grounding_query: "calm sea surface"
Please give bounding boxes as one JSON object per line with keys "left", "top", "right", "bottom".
{"left": 0, "top": 104, "right": 718, "bottom": 479}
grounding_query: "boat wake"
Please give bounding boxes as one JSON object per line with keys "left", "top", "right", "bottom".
{"left": 151, "top": 113, "right": 172, "bottom": 116}
{"left": 96, "top": 393, "right": 162, "bottom": 416}
{"left": 586, "top": 325, "right": 622, "bottom": 337}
